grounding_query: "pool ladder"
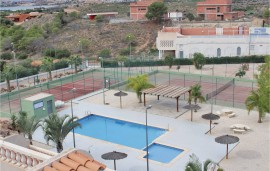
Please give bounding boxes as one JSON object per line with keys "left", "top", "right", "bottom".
{"left": 85, "top": 111, "right": 91, "bottom": 118}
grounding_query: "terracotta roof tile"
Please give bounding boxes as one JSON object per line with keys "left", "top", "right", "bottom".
{"left": 85, "top": 161, "right": 101, "bottom": 171}
{"left": 52, "top": 161, "right": 74, "bottom": 171}
{"left": 44, "top": 166, "right": 58, "bottom": 171}
{"left": 60, "top": 157, "right": 82, "bottom": 170}
{"left": 77, "top": 166, "right": 94, "bottom": 171}
{"left": 42, "top": 150, "right": 106, "bottom": 171}
{"left": 68, "top": 152, "right": 90, "bottom": 165}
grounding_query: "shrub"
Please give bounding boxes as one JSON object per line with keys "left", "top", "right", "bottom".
{"left": 103, "top": 60, "right": 118, "bottom": 68}
{"left": 193, "top": 53, "right": 206, "bottom": 69}
{"left": 165, "top": 55, "right": 174, "bottom": 68}
{"left": 95, "top": 15, "right": 104, "bottom": 22}
{"left": 54, "top": 59, "right": 69, "bottom": 70}
{"left": 0, "top": 52, "right": 12, "bottom": 60}
{"left": 186, "top": 13, "right": 195, "bottom": 21}
{"left": 16, "top": 52, "right": 28, "bottom": 60}
{"left": 44, "top": 48, "right": 71, "bottom": 59}
{"left": 98, "top": 49, "right": 111, "bottom": 58}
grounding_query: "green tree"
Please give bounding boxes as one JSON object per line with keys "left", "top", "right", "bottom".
{"left": 98, "top": 49, "right": 111, "bottom": 58}
{"left": 68, "top": 55, "right": 82, "bottom": 73}
{"left": 127, "top": 75, "right": 154, "bottom": 103}
{"left": 164, "top": 55, "right": 174, "bottom": 69}
{"left": 41, "top": 57, "right": 54, "bottom": 81}
{"left": 10, "top": 114, "right": 17, "bottom": 130}
{"left": 43, "top": 113, "right": 81, "bottom": 153}
{"left": 145, "top": 2, "right": 167, "bottom": 23}
{"left": 190, "top": 84, "right": 205, "bottom": 111}
{"left": 1, "top": 63, "right": 15, "bottom": 92}
{"left": 185, "top": 154, "right": 214, "bottom": 171}
{"left": 263, "top": 9, "right": 270, "bottom": 19}
{"left": 186, "top": 13, "right": 195, "bottom": 21}
{"left": 16, "top": 111, "right": 42, "bottom": 145}
{"left": 193, "top": 53, "right": 206, "bottom": 69}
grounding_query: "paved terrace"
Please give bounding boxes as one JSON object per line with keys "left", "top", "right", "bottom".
{"left": 32, "top": 89, "right": 269, "bottom": 171}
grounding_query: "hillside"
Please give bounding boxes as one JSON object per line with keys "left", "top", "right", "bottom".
{"left": 38, "top": 19, "right": 161, "bottom": 58}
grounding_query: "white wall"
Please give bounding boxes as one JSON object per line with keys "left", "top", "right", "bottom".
{"left": 157, "top": 34, "right": 270, "bottom": 58}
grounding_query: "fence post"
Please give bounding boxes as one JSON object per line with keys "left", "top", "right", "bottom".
{"left": 28, "top": 76, "right": 30, "bottom": 87}
{"left": 92, "top": 71, "right": 94, "bottom": 91}
{"left": 61, "top": 78, "right": 63, "bottom": 101}
{"left": 8, "top": 92, "right": 12, "bottom": 114}
{"left": 83, "top": 71, "right": 86, "bottom": 93}
{"left": 215, "top": 78, "right": 218, "bottom": 105}
{"left": 169, "top": 70, "right": 171, "bottom": 85}
{"left": 233, "top": 78, "right": 235, "bottom": 107}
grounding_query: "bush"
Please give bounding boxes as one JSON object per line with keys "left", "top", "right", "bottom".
{"left": 0, "top": 52, "right": 12, "bottom": 60}
{"left": 165, "top": 55, "right": 174, "bottom": 68}
{"left": 103, "top": 60, "right": 118, "bottom": 68}
{"left": 95, "top": 15, "right": 104, "bottom": 22}
{"left": 44, "top": 48, "right": 71, "bottom": 59}
{"left": 54, "top": 59, "right": 69, "bottom": 70}
{"left": 186, "top": 13, "right": 195, "bottom": 21}
{"left": 16, "top": 52, "right": 28, "bottom": 60}
{"left": 193, "top": 53, "right": 206, "bottom": 69}
{"left": 98, "top": 49, "right": 111, "bottom": 58}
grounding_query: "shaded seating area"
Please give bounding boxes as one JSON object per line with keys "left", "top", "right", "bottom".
{"left": 142, "top": 85, "right": 191, "bottom": 112}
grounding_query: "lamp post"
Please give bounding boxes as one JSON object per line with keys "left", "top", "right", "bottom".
{"left": 99, "top": 57, "right": 106, "bottom": 105}
{"left": 11, "top": 43, "right": 19, "bottom": 90}
{"left": 70, "top": 88, "right": 77, "bottom": 148}
{"left": 128, "top": 35, "right": 131, "bottom": 78}
{"left": 145, "top": 105, "right": 152, "bottom": 171}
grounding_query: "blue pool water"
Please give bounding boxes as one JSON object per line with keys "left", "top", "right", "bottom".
{"left": 144, "top": 143, "right": 184, "bottom": 163}
{"left": 74, "top": 115, "right": 166, "bottom": 149}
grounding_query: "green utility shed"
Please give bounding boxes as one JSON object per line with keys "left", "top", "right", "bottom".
{"left": 21, "top": 93, "right": 56, "bottom": 119}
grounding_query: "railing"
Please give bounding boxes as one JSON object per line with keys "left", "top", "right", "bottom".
{"left": 0, "top": 140, "right": 52, "bottom": 169}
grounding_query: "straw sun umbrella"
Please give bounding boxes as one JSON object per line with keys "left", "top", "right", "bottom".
{"left": 215, "top": 135, "right": 239, "bottom": 159}
{"left": 202, "top": 113, "right": 220, "bottom": 134}
{"left": 114, "top": 91, "right": 128, "bottom": 108}
{"left": 101, "top": 151, "right": 127, "bottom": 170}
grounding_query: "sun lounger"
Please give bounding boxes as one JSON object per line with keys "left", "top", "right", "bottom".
{"left": 233, "top": 129, "right": 246, "bottom": 134}
{"left": 216, "top": 111, "right": 223, "bottom": 116}
{"left": 228, "top": 113, "right": 236, "bottom": 118}
{"left": 222, "top": 109, "right": 233, "bottom": 114}
{"left": 230, "top": 124, "right": 251, "bottom": 130}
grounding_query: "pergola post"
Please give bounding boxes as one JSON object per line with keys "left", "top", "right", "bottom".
{"left": 176, "top": 97, "right": 179, "bottom": 112}
{"left": 144, "top": 93, "right": 146, "bottom": 106}
{"left": 157, "top": 95, "right": 160, "bottom": 100}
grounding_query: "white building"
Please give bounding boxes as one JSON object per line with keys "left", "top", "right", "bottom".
{"left": 156, "top": 27, "right": 270, "bottom": 59}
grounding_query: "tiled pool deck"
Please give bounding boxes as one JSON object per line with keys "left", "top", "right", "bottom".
{"left": 33, "top": 99, "right": 238, "bottom": 171}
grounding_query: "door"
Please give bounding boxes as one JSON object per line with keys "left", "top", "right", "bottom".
{"left": 47, "top": 100, "right": 53, "bottom": 115}
{"left": 179, "top": 51, "right": 184, "bottom": 58}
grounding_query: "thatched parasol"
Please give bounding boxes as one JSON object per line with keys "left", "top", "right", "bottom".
{"left": 202, "top": 113, "right": 220, "bottom": 134}
{"left": 114, "top": 91, "right": 128, "bottom": 108}
{"left": 101, "top": 151, "right": 127, "bottom": 170}
{"left": 184, "top": 104, "right": 201, "bottom": 121}
{"left": 215, "top": 135, "right": 239, "bottom": 159}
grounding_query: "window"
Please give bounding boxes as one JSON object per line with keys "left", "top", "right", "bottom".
{"left": 34, "top": 101, "right": 43, "bottom": 109}
{"left": 237, "top": 47, "right": 241, "bottom": 56}
{"left": 139, "top": 8, "right": 146, "bottom": 11}
{"left": 250, "top": 45, "right": 255, "bottom": 50}
{"left": 217, "top": 48, "right": 221, "bottom": 57}
{"left": 206, "top": 8, "right": 216, "bottom": 10}
{"left": 217, "top": 7, "right": 220, "bottom": 12}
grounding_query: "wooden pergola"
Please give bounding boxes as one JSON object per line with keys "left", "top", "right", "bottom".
{"left": 142, "top": 85, "right": 191, "bottom": 112}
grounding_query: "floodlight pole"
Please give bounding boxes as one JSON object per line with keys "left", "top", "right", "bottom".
{"left": 99, "top": 57, "right": 105, "bottom": 105}
{"left": 70, "top": 88, "right": 77, "bottom": 148}
{"left": 146, "top": 105, "right": 152, "bottom": 171}
{"left": 11, "top": 43, "right": 19, "bottom": 91}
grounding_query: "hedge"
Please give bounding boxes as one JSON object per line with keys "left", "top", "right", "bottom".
{"left": 102, "top": 55, "right": 266, "bottom": 68}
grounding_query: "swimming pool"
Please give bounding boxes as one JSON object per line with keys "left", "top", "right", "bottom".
{"left": 144, "top": 143, "right": 184, "bottom": 163}
{"left": 74, "top": 115, "right": 166, "bottom": 149}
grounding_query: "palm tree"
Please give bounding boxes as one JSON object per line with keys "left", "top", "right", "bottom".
{"left": 16, "top": 111, "right": 42, "bottom": 145}
{"left": 43, "top": 113, "right": 81, "bottom": 153}
{"left": 1, "top": 63, "right": 15, "bottom": 92}
{"left": 190, "top": 84, "right": 206, "bottom": 112}
{"left": 68, "top": 55, "right": 82, "bottom": 73}
{"left": 245, "top": 90, "right": 267, "bottom": 123}
{"left": 41, "top": 57, "right": 54, "bottom": 81}
{"left": 126, "top": 74, "right": 154, "bottom": 103}
{"left": 245, "top": 56, "right": 270, "bottom": 123}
